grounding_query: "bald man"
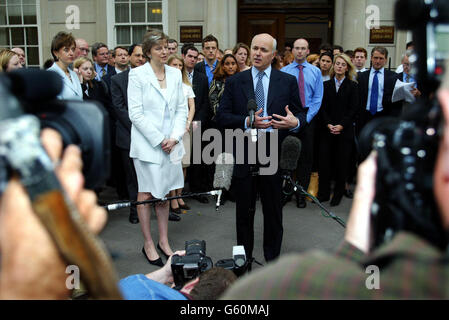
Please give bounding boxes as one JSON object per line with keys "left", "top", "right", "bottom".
{"left": 281, "top": 38, "right": 323, "bottom": 208}
{"left": 216, "top": 33, "right": 307, "bottom": 264}
{"left": 74, "top": 38, "right": 89, "bottom": 58}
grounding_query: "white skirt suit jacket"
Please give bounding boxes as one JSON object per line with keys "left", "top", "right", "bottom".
{"left": 127, "top": 62, "right": 188, "bottom": 165}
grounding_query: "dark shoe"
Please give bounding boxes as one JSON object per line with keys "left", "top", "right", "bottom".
{"left": 179, "top": 203, "right": 190, "bottom": 210}
{"left": 296, "top": 195, "right": 306, "bottom": 208}
{"left": 344, "top": 189, "right": 354, "bottom": 199}
{"left": 157, "top": 243, "right": 170, "bottom": 260}
{"left": 129, "top": 212, "right": 139, "bottom": 224}
{"left": 193, "top": 195, "right": 209, "bottom": 204}
{"left": 330, "top": 194, "right": 343, "bottom": 207}
{"left": 169, "top": 211, "right": 181, "bottom": 221}
{"left": 171, "top": 206, "right": 181, "bottom": 214}
{"left": 142, "top": 247, "right": 163, "bottom": 267}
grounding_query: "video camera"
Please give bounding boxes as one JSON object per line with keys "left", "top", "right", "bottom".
{"left": 0, "top": 69, "right": 110, "bottom": 191}
{"left": 171, "top": 240, "right": 248, "bottom": 290}
{"left": 359, "top": 0, "right": 449, "bottom": 250}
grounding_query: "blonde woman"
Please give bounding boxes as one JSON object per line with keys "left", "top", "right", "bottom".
{"left": 128, "top": 30, "right": 187, "bottom": 266}
{"left": 167, "top": 54, "right": 195, "bottom": 214}
{"left": 317, "top": 54, "right": 358, "bottom": 207}
{"left": 0, "top": 49, "right": 22, "bottom": 72}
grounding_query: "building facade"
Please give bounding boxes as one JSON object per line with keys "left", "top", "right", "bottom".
{"left": 0, "top": 0, "right": 410, "bottom": 69}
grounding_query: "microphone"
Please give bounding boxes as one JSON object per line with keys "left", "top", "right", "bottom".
{"left": 280, "top": 135, "right": 302, "bottom": 196}
{"left": 247, "top": 99, "right": 258, "bottom": 143}
{"left": 280, "top": 135, "right": 302, "bottom": 173}
{"left": 213, "top": 153, "right": 234, "bottom": 210}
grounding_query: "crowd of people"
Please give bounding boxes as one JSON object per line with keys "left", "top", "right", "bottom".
{"left": 1, "top": 28, "right": 439, "bottom": 300}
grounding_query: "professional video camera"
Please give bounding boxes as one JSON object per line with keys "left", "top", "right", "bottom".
{"left": 0, "top": 69, "right": 110, "bottom": 190}
{"left": 359, "top": 0, "right": 449, "bottom": 250}
{"left": 171, "top": 240, "right": 248, "bottom": 289}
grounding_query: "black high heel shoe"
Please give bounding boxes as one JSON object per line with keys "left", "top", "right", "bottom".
{"left": 157, "top": 243, "right": 171, "bottom": 260}
{"left": 142, "top": 247, "right": 163, "bottom": 267}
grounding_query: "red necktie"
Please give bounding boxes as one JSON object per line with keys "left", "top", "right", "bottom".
{"left": 297, "top": 65, "right": 305, "bottom": 107}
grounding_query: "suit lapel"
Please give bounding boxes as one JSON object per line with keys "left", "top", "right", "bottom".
{"left": 145, "top": 63, "right": 164, "bottom": 101}
{"left": 241, "top": 69, "right": 255, "bottom": 102}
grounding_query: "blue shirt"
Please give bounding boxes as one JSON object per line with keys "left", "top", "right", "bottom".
{"left": 402, "top": 72, "right": 416, "bottom": 84}
{"left": 281, "top": 60, "right": 323, "bottom": 123}
{"left": 204, "top": 60, "right": 218, "bottom": 86}
{"left": 119, "top": 274, "right": 188, "bottom": 300}
{"left": 366, "top": 67, "right": 385, "bottom": 112}
{"left": 94, "top": 63, "right": 108, "bottom": 81}
{"left": 244, "top": 66, "right": 300, "bottom": 132}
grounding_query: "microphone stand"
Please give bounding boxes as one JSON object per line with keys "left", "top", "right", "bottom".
{"left": 282, "top": 175, "right": 346, "bottom": 228}
{"left": 103, "top": 190, "right": 222, "bottom": 211}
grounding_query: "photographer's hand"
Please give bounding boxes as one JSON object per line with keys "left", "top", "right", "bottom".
{"left": 145, "top": 250, "right": 186, "bottom": 285}
{"left": 344, "top": 151, "right": 377, "bottom": 254}
{"left": 0, "top": 129, "right": 107, "bottom": 299}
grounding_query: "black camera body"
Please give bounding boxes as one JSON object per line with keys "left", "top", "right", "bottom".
{"left": 171, "top": 240, "right": 213, "bottom": 289}
{"left": 171, "top": 240, "right": 248, "bottom": 289}
{"left": 359, "top": 0, "right": 449, "bottom": 250}
{"left": 0, "top": 69, "right": 110, "bottom": 190}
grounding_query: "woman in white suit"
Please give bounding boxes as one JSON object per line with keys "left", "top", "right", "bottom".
{"left": 128, "top": 30, "right": 187, "bottom": 266}
{"left": 47, "top": 32, "right": 83, "bottom": 100}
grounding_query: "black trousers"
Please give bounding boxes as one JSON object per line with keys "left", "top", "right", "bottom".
{"left": 317, "top": 131, "right": 353, "bottom": 199}
{"left": 188, "top": 122, "right": 213, "bottom": 192}
{"left": 232, "top": 169, "right": 283, "bottom": 262}
{"left": 296, "top": 119, "right": 317, "bottom": 193}
{"left": 119, "top": 147, "right": 138, "bottom": 215}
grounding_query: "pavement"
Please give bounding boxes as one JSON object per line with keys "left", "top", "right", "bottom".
{"left": 98, "top": 185, "right": 352, "bottom": 279}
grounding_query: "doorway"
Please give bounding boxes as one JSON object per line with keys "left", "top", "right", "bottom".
{"left": 238, "top": 0, "right": 335, "bottom": 54}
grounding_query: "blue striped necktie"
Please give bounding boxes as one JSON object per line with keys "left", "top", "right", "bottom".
{"left": 255, "top": 71, "right": 265, "bottom": 112}
{"left": 369, "top": 70, "right": 379, "bottom": 115}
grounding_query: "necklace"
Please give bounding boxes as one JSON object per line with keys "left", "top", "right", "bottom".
{"left": 157, "top": 73, "right": 166, "bottom": 82}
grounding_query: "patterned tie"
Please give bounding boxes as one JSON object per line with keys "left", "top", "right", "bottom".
{"left": 255, "top": 71, "right": 265, "bottom": 112}
{"left": 405, "top": 73, "right": 410, "bottom": 83}
{"left": 188, "top": 72, "right": 193, "bottom": 84}
{"left": 369, "top": 70, "right": 379, "bottom": 115}
{"left": 101, "top": 67, "right": 106, "bottom": 78}
{"left": 297, "top": 65, "right": 305, "bottom": 107}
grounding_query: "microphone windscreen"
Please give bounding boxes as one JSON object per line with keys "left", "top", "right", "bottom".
{"left": 280, "top": 135, "right": 301, "bottom": 172}
{"left": 247, "top": 99, "right": 257, "bottom": 112}
{"left": 213, "top": 153, "right": 234, "bottom": 191}
{"left": 7, "top": 69, "right": 63, "bottom": 102}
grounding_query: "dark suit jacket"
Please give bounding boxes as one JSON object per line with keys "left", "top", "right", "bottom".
{"left": 110, "top": 69, "right": 132, "bottom": 150}
{"left": 192, "top": 70, "right": 211, "bottom": 124}
{"left": 356, "top": 68, "right": 401, "bottom": 133}
{"left": 194, "top": 61, "right": 207, "bottom": 75}
{"left": 215, "top": 68, "right": 307, "bottom": 177}
{"left": 319, "top": 78, "right": 359, "bottom": 139}
{"left": 101, "top": 65, "right": 118, "bottom": 90}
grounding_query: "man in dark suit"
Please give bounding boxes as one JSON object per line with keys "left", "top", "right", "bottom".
{"left": 92, "top": 42, "right": 116, "bottom": 82}
{"left": 356, "top": 46, "right": 402, "bottom": 136}
{"left": 215, "top": 33, "right": 307, "bottom": 263}
{"left": 110, "top": 44, "right": 143, "bottom": 224}
{"left": 182, "top": 44, "right": 212, "bottom": 203}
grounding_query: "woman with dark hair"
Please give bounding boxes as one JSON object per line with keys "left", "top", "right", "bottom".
{"left": 47, "top": 31, "right": 83, "bottom": 100}
{"left": 128, "top": 30, "right": 187, "bottom": 266}
{"left": 209, "top": 54, "right": 239, "bottom": 122}
{"left": 318, "top": 51, "right": 333, "bottom": 82}
{"left": 232, "top": 42, "right": 251, "bottom": 72}
{"left": 317, "top": 54, "right": 359, "bottom": 207}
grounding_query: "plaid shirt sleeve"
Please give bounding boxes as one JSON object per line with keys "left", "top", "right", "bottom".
{"left": 221, "top": 233, "right": 447, "bottom": 300}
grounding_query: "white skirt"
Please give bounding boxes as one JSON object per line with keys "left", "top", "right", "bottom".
{"left": 133, "top": 154, "right": 184, "bottom": 199}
